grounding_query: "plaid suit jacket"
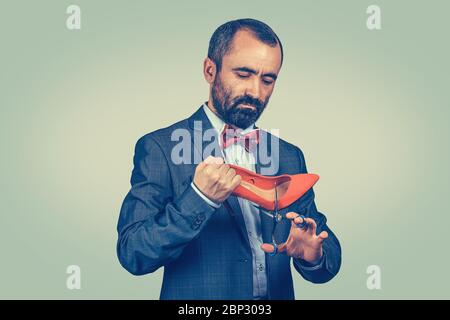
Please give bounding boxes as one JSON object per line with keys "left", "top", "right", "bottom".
{"left": 117, "top": 105, "right": 341, "bottom": 300}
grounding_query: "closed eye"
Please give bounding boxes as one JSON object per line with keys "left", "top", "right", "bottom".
{"left": 236, "top": 72, "right": 251, "bottom": 78}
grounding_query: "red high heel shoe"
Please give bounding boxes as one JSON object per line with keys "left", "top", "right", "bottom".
{"left": 229, "top": 164, "right": 319, "bottom": 211}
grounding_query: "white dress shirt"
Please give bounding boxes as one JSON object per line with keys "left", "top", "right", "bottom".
{"left": 191, "top": 103, "right": 268, "bottom": 299}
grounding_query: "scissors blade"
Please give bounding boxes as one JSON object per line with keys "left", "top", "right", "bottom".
{"left": 274, "top": 184, "right": 278, "bottom": 214}
{"left": 259, "top": 207, "right": 274, "bottom": 219}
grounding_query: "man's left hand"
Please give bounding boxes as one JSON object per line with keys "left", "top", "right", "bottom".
{"left": 260, "top": 212, "right": 328, "bottom": 264}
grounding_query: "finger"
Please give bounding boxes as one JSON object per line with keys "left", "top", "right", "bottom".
{"left": 215, "top": 157, "right": 225, "bottom": 164}
{"left": 225, "top": 168, "right": 236, "bottom": 181}
{"left": 291, "top": 215, "right": 311, "bottom": 231}
{"left": 203, "top": 164, "right": 215, "bottom": 176}
{"left": 293, "top": 216, "right": 307, "bottom": 229}
{"left": 301, "top": 218, "right": 316, "bottom": 234}
{"left": 230, "top": 174, "right": 242, "bottom": 189}
{"left": 260, "top": 242, "right": 287, "bottom": 254}
{"left": 218, "top": 163, "right": 230, "bottom": 176}
{"left": 318, "top": 231, "right": 328, "bottom": 243}
{"left": 204, "top": 156, "right": 224, "bottom": 165}
{"left": 204, "top": 163, "right": 223, "bottom": 176}
{"left": 277, "top": 242, "right": 287, "bottom": 253}
{"left": 204, "top": 157, "right": 224, "bottom": 170}
{"left": 209, "top": 162, "right": 224, "bottom": 170}
{"left": 203, "top": 155, "right": 216, "bottom": 164}
{"left": 225, "top": 167, "right": 236, "bottom": 177}
{"left": 285, "top": 212, "right": 299, "bottom": 220}
{"left": 196, "top": 161, "right": 208, "bottom": 171}
{"left": 260, "top": 243, "right": 275, "bottom": 254}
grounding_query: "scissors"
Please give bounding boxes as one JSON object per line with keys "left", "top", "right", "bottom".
{"left": 257, "top": 183, "right": 308, "bottom": 256}
{"left": 257, "top": 184, "right": 283, "bottom": 256}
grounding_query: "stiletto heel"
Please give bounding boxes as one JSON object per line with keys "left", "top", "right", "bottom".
{"left": 229, "top": 164, "right": 319, "bottom": 210}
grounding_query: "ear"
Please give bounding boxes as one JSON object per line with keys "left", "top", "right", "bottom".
{"left": 203, "top": 57, "right": 217, "bottom": 84}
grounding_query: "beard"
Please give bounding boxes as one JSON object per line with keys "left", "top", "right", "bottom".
{"left": 211, "top": 74, "right": 269, "bottom": 129}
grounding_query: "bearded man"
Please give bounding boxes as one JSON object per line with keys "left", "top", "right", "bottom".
{"left": 117, "top": 18, "right": 341, "bottom": 300}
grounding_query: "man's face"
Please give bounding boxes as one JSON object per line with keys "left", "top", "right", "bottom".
{"left": 211, "top": 30, "right": 282, "bottom": 129}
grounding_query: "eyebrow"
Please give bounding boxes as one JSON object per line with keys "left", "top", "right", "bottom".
{"left": 232, "top": 67, "right": 278, "bottom": 80}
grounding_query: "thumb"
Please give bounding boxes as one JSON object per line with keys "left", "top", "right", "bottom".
{"left": 318, "top": 231, "right": 328, "bottom": 243}
{"left": 261, "top": 243, "right": 287, "bottom": 254}
{"left": 204, "top": 156, "right": 224, "bottom": 165}
{"left": 261, "top": 243, "right": 275, "bottom": 254}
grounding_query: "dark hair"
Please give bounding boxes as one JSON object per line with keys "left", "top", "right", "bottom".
{"left": 207, "top": 18, "right": 283, "bottom": 71}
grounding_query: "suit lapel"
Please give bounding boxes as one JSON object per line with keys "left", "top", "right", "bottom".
{"left": 188, "top": 106, "right": 222, "bottom": 161}
{"left": 187, "top": 106, "right": 251, "bottom": 248}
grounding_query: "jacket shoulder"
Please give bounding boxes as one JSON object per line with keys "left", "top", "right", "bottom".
{"left": 261, "top": 129, "right": 304, "bottom": 157}
{"left": 136, "top": 117, "right": 190, "bottom": 148}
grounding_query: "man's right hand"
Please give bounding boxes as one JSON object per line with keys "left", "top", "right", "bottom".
{"left": 193, "top": 156, "right": 241, "bottom": 204}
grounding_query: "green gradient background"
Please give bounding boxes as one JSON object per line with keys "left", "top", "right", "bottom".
{"left": 1, "top": 0, "right": 449, "bottom": 299}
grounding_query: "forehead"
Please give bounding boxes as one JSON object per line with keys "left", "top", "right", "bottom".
{"left": 221, "top": 30, "right": 282, "bottom": 72}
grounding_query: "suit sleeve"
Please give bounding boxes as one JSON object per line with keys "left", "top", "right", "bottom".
{"left": 292, "top": 147, "right": 342, "bottom": 284}
{"left": 116, "top": 135, "right": 217, "bottom": 275}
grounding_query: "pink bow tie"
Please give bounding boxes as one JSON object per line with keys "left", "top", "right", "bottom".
{"left": 221, "top": 124, "right": 260, "bottom": 152}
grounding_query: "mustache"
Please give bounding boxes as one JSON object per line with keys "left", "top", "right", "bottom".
{"left": 230, "top": 95, "right": 264, "bottom": 111}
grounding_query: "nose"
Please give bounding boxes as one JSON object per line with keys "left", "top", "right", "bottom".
{"left": 245, "top": 77, "right": 262, "bottom": 101}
